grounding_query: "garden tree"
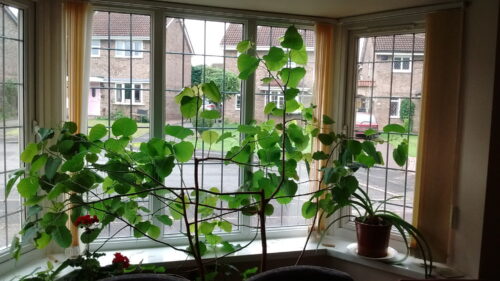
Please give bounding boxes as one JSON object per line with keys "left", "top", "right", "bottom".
{"left": 0, "top": 80, "right": 19, "bottom": 121}
{"left": 7, "top": 26, "right": 422, "bottom": 281}
{"left": 399, "top": 98, "right": 416, "bottom": 132}
{"left": 191, "top": 65, "right": 240, "bottom": 98}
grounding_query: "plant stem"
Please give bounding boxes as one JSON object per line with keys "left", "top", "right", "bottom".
{"left": 193, "top": 158, "right": 205, "bottom": 281}
{"left": 259, "top": 190, "right": 267, "bottom": 273}
{"left": 295, "top": 200, "right": 319, "bottom": 265}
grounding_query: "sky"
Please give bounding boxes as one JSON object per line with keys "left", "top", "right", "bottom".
{"left": 184, "top": 20, "right": 227, "bottom": 66}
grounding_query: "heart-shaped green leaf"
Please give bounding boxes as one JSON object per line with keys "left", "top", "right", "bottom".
{"left": 111, "top": 118, "right": 137, "bottom": 137}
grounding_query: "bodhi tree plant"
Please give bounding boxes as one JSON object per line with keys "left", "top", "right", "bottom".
{"left": 7, "top": 26, "right": 430, "bottom": 281}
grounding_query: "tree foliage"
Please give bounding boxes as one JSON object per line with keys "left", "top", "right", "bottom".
{"left": 191, "top": 65, "right": 240, "bottom": 95}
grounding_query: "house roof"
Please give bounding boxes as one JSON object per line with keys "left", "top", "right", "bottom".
{"left": 375, "top": 34, "right": 425, "bottom": 53}
{"left": 92, "top": 13, "right": 194, "bottom": 53}
{"left": 222, "top": 24, "right": 315, "bottom": 48}
{"left": 92, "top": 12, "right": 151, "bottom": 37}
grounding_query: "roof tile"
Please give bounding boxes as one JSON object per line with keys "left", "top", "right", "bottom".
{"left": 375, "top": 34, "right": 425, "bottom": 52}
{"left": 92, "top": 11, "right": 150, "bottom": 37}
{"left": 222, "top": 24, "right": 315, "bottom": 47}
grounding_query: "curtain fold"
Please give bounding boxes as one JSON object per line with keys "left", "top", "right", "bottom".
{"left": 66, "top": 0, "right": 92, "bottom": 133}
{"left": 311, "top": 22, "right": 335, "bottom": 231}
{"left": 65, "top": 0, "right": 92, "bottom": 251}
{"left": 36, "top": 0, "right": 65, "bottom": 130}
{"left": 413, "top": 8, "right": 464, "bottom": 262}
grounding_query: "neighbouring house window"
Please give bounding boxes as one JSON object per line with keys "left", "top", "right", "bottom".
{"left": 0, "top": 4, "right": 27, "bottom": 257}
{"left": 352, "top": 33, "right": 425, "bottom": 224}
{"left": 267, "top": 91, "right": 284, "bottom": 109}
{"left": 91, "top": 39, "right": 100, "bottom": 57}
{"left": 115, "top": 40, "right": 143, "bottom": 58}
{"left": 235, "top": 94, "right": 241, "bottom": 110}
{"left": 393, "top": 55, "right": 412, "bottom": 72}
{"left": 265, "top": 89, "right": 311, "bottom": 111}
{"left": 390, "top": 97, "right": 400, "bottom": 118}
{"left": 115, "top": 83, "right": 143, "bottom": 104}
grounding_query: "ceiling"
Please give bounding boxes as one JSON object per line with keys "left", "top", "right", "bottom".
{"left": 158, "top": 0, "right": 455, "bottom": 18}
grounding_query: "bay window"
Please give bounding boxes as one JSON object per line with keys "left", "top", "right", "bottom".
{"left": 86, "top": 7, "right": 316, "bottom": 246}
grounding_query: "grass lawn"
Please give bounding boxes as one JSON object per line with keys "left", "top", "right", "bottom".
{"left": 380, "top": 133, "right": 419, "bottom": 157}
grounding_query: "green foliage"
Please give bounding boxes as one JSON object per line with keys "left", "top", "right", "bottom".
{"left": 237, "top": 54, "right": 260, "bottom": 80}
{"left": 399, "top": 98, "right": 415, "bottom": 121}
{"left": 191, "top": 65, "right": 240, "bottom": 94}
{"left": 164, "top": 125, "right": 194, "bottom": 139}
{"left": 10, "top": 25, "right": 429, "bottom": 281}
{"left": 236, "top": 40, "right": 252, "bottom": 53}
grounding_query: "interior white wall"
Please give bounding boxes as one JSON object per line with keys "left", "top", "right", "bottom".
{"left": 451, "top": 0, "right": 499, "bottom": 277}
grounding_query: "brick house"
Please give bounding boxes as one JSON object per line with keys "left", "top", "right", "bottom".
{"left": 356, "top": 35, "right": 425, "bottom": 132}
{"left": 221, "top": 25, "right": 316, "bottom": 123}
{"left": 89, "top": 13, "right": 193, "bottom": 122}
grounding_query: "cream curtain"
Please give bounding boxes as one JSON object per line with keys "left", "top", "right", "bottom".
{"left": 413, "top": 8, "right": 464, "bottom": 262}
{"left": 64, "top": 0, "right": 93, "bottom": 251}
{"left": 36, "top": 0, "right": 66, "bottom": 130}
{"left": 311, "top": 22, "right": 335, "bottom": 231}
{"left": 66, "top": 0, "right": 92, "bottom": 133}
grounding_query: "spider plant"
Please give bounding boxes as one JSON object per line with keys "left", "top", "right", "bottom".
{"left": 311, "top": 128, "right": 433, "bottom": 278}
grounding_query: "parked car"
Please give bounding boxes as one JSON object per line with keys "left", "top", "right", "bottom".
{"left": 203, "top": 100, "right": 217, "bottom": 110}
{"left": 354, "top": 112, "right": 379, "bottom": 138}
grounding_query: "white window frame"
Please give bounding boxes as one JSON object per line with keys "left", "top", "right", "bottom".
{"left": 115, "top": 83, "right": 144, "bottom": 105}
{"left": 0, "top": 0, "right": 38, "bottom": 266}
{"left": 340, "top": 22, "right": 426, "bottom": 248}
{"left": 79, "top": 6, "right": 316, "bottom": 252}
{"left": 393, "top": 54, "right": 412, "bottom": 72}
{"left": 91, "top": 39, "right": 100, "bottom": 57}
{"left": 389, "top": 97, "right": 401, "bottom": 118}
{"left": 115, "top": 40, "right": 144, "bottom": 58}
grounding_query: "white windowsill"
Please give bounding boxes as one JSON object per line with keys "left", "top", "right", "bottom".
{"left": 2, "top": 235, "right": 461, "bottom": 281}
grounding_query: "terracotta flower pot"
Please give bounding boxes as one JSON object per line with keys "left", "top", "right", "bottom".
{"left": 355, "top": 218, "right": 392, "bottom": 258}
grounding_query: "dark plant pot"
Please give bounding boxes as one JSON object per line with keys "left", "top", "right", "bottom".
{"left": 98, "top": 273, "right": 189, "bottom": 281}
{"left": 246, "top": 265, "right": 353, "bottom": 281}
{"left": 355, "top": 218, "right": 392, "bottom": 258}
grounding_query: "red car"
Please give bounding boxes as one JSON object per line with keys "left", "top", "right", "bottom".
{"left": 354, "top": 112, "right": 379, "bottom": 138}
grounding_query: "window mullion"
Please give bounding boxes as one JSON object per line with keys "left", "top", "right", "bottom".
{"left": 240, "top": 19, "right": 256, "bottom": 239}
{"left": 151, "top": 9, "right": 166, "bottom": 234}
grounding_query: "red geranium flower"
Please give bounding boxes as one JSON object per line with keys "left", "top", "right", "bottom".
{"left": 112, "top": 252, "right": 130, "bottom": 268}
{"left": 74, "top": 215, "right": 99, "bottom": 227}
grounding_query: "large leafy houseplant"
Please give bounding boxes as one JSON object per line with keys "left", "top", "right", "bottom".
{"left": 7, "top": 26, "right": 431, "bottom": 281}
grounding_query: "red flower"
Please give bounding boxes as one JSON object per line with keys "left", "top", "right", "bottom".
{"left": 112, "top": 252, "right": 130, "bottom": 268}
{"left": 74, "top": 215, "right": 99, "bottom": 227}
